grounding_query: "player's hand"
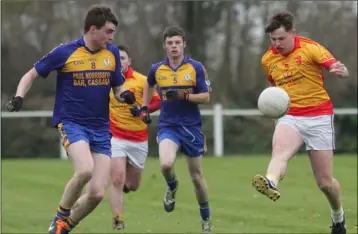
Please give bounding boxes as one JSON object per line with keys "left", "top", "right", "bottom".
{"left": 6, "top": 96, "right": 23, "bottom": 112}
{"left": 129, "top": 104, "right": 141, "bottom": 117}
{"left": 329, "top": 61, "right": 349, "bottom": 77}
{"left": 120, "top": 90, "right": 136, "bottom": 104}
{"left": 166, "top": 90, "right": 188, "bottom": 101}
{"left": 139, "top": 106, "right": 151, "bottom": 124}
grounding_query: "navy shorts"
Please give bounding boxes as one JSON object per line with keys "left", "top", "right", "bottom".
{"left": 58, "top": 121, "right": 111, "bottom": 157}
{"left": 157, "top": 126, "right": 205, "bottom": 157}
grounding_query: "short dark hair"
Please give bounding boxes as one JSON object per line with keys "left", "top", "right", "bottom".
{"left": 162, "top": 25, "right": 186, "bottom": 42}
{"left": 117, "top": 44, "right": 131, "bottom": 58}
{"left": 265, "top": 11, "right": 294, "bottom": 33}
{"left": 84, "top": 5, "right": 118, "bottom": 33}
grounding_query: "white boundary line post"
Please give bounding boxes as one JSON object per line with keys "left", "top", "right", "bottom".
{"left": 213, "top": 104, "right": 224, "bottom": 157}
{"left": 60, "top": 140, "right": 67, "bottom": 160}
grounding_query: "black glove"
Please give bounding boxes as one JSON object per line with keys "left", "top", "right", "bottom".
{"left": 7, "top": 96, "right": 23, "bottom": 112}
{"left": 166, "top": 90, "right": 188, "bottom": 101}
{"left": 120, "top": 90, "right": 136, "bottom": 104}
{"left": 139, "top": 106, "right": 151, "bottom": 124}
{"left": 129, "top": 104, "right": 141, "bottom": 117}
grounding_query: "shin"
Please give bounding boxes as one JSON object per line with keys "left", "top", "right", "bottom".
{"left": 309, "top": 150, "right": 342, "bottom": 211}
{"left": 109, "top": 157, "right": 127, "bottom": 217}
{"left": 159, "top": 139, "right": 179, "bottom": 184}
{"left": 60, "top": 141, "right": 94, "bottom": 209}
{"left": 187, "top": 155, "right": 210, "bottom": 221}
{"left": 70, "top": 152, "right": 110, "bottom": 224}
{"left": 187, "top": 156, "right": 208, "bottom": 203}
{"left": 266, "top": 124, "right": 303, "bottom": 185}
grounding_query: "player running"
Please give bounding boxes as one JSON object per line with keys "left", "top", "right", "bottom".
{"left": 141, "top": 25, "right": 212, "bottom": 233}
{"left": 109, "top": 44, "right": 161, "bottom": 230}
{"left": 252, "top": 12, "right": 348, "bottom": 234}
{"left": 6, "top": 5, "right": 136, "bottom": 234}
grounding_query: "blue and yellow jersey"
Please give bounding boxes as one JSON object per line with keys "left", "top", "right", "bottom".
{"left": 34, "top": 36, "right": 124, "bottom": 129}
{"left": 147, "top": 56, "right": 210, "bottom": 127}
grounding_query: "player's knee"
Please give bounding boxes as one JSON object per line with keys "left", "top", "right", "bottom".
{"left": 88, "top": 187, "right": 106, "bottom": 202}
{"left": 111, "top": 171, "right": 125, "bottom": 188}
{"left": 160, "top": 162, "right": 174, "bottom": 172}
{"left": 74, "top": 170, "right": 93, "bottom": 184}
{"left": 190, "top": 171, "right": 204, "bottom": 187}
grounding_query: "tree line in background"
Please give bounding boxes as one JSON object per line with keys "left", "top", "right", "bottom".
{"left": 1, "top": 1, "right": 357, "bottom": 158}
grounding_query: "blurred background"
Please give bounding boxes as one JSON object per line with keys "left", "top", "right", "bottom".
{"left": 1, "top": 0, "right": 357, "bottom": 158}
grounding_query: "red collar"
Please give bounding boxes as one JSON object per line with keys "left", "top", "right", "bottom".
{"left": 123, "top": 67, "right": 134, "bottom": 79}
{"left": 270, "top": 35, "right": 301, "bottom": 57}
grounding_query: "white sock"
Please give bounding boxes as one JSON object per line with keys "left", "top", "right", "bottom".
{"left": 266, "top": 174, "right": 278, "bottom": 187}
{"left": 331, "top": 207, "right": 344, "bottom": 224}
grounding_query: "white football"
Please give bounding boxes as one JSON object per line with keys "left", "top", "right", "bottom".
{"left": 257, "top": 87, "right": 290, "bottom": 119}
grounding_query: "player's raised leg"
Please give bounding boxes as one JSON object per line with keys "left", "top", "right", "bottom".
{"left": 68, "top": 152, "right": 111, "bottom": 228}
{"left": 252, "top": 121, "right": 303, "bottom": 201}
{"left": 109, "top": 156, "right": 127, "bottom": 230}
{"left": 158, "top": 135, "right": 179, "bottom": 212}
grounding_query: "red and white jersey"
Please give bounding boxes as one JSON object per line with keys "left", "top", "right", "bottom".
{"left": 109, "top": 67, "right": 160, "bottom": 142}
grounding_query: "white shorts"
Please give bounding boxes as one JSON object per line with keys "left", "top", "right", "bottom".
{"left": 277, "top": 114, "right": 335, "bottom": 151}
{"left": 111, "top": 138, "right": 148, "bottom": 169}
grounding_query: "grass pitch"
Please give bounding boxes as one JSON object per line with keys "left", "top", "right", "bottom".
{"left": 2, "top": 155, "right": 357, "bottom": 233}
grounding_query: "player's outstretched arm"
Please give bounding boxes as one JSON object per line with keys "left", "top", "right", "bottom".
{"left": 15, "top": 67, "right": 39, "bottom": 98}
{"left": 329, "top": 61, "right": 349, "bottom": 78}
{"left": 112, "top": 85, "right": 136, "bottom": 104}
{"left": 6, "top": 68, "right": 39, "bottom": 112}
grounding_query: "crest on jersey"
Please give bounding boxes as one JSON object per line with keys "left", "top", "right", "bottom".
{"left": 104, "top": 58, "right": 110, "bottom": 66}
{"left": 184, "top": 74, "right": 191, "bottom": 81}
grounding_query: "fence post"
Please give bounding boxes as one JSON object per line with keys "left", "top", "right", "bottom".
{"left": 213, "top": 104, "right": 224, "bottom": 157}
{"left": 60, "top": 138, "right": 68, "bottom": 160}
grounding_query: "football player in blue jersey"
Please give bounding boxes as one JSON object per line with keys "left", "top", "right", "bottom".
{"left": 141, "top": 25, "right": 212, "bottom": 232}
{"left": 6, "top": 5, "right": 135, "bottom": 234}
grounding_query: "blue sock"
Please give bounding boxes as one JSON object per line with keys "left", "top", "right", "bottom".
{"left": 166, "top": 176, "right": 177, "bottom": 191}
{"left": 55, "top": 205, "right": 71, "bottom": 221}
{"left": 199, "top": 201, "right": 210, "bottom": 221}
